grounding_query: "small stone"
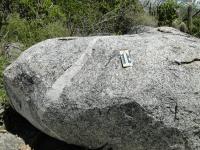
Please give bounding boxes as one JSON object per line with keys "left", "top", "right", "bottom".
{"left": 0, "top": 133, "right": 26, "bottom": 150}
{"left": 19, "top": 144, "right": 31, "bottom": 150}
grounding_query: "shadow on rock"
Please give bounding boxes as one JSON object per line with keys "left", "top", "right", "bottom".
{"left": 3, "top": 106, "right": 88, "bottom": 150}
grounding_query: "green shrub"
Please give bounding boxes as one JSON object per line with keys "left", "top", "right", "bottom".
{"left": 2, "top": 13, "right": 31, "bottom": 44}
{"left": 55, "top": 0, "right": 144, "bottom": 35}
{"left": 112, "top": 0, "right": 144, "bottom": 34}
{"left": 1, "top": 13, "right": 69, "bottom": 47}
{"left": 33, "top": 21, "right": 69, "bottom": 42}
{"left": 0, "top": 0, "right": 68, "bottom": 47}
{"left": 0, "top": 55, "right": 8, "bottom": 104}
{"left": 179, "top": 22, "right": 187, "bottom": 33}
{"left": 172, "top": 19, "right": 181, "bottom": 29}
{"left": 134, "top": 13, "right": 158, "bottom": 27}
{"left": 192, "top": 17, "right": 200, "bottom": 37}
{"left": 157, "top": 0, "right": 179, "bottom": 26}
{"left": 0, "top": 0, "right": 156, "bottom": 42}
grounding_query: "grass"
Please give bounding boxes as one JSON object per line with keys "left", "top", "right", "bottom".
{"left": 0, "top": 55, "right": 9, "bottom": 105}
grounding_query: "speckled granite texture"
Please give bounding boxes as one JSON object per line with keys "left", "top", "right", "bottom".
{"left": 4, "top": 27, "right": 200, "bottom": 150}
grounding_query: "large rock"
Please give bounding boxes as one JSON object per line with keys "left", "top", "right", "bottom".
{"left": 3, "top": 27, "right": 200, "bottom": 150}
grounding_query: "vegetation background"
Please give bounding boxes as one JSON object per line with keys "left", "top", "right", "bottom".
{"left": 0, "top": 0, "right": 200, "bottom": 105}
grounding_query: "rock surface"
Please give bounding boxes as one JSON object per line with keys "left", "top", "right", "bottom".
{"left": 3, "top": 43, "right": 24, "bottom": 62}
{"left": 1, "top": 106, "right": 86, "bottom": 150}
{"left": 0, "top": 132, "right": 28, "bottom": 150}
{"left": 3, "top": 27, "right": 200, "bottom": 150}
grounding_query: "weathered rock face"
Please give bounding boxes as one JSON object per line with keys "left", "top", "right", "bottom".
{"left": 0, "top": 133, "right": 29, "bottom": 150}
{"left": 3, "top": 27, "right": 200, "bottom": 150}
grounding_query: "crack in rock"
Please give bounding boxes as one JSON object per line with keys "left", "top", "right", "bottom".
{"left": 93, "top": 143, "right": 112, "bottom": 150}
{"left": 58, "top": 38, "right": 76, "bottom": 41}
{"left": 174, "top": 103, "right": 178, "bottom": 121}
{"left": 104, "top": 52, "right": 118, "bottom": 67}
{"left": 173, "top": 58, "right": 200, "bottom": 65}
